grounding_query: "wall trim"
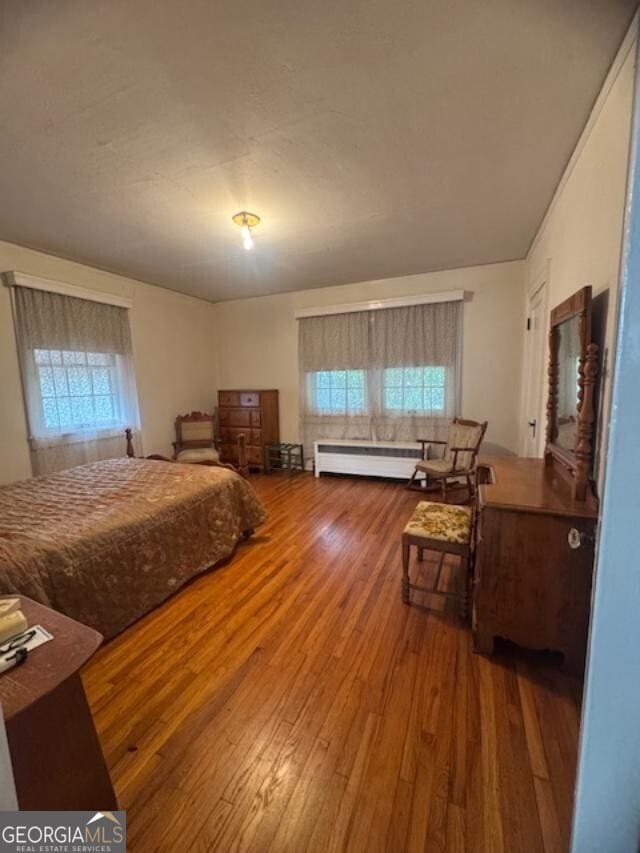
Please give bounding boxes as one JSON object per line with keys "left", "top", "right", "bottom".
{"left": 2, "top": 270, "right": 133, "bottom": 309}
{"left": 527, "top": 12, "right": 639, "bottom": 260}
{"left": 294, "top": 288, "right": 464, "bottom": 319}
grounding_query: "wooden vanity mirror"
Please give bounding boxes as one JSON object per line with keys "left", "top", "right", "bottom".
{"left": 545, "top": 285, "right": 599, "bottom": 500}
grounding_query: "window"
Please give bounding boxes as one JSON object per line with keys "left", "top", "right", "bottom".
{"left": 310, "top": 366, "right": 447, "bottom": 415}
{"left": 383, "top": 366, "right": 446, "bottom": 413}
{"left": 312, "top": 370, "right": 366, "bottom": 413}
{"left": 299, "top": 299, "right": 461, "bottom": 451}
{"left": 11, "top": 281, "right": 141, "bottom": 475}
{"left": 34, "top": 349, "right": 123, "bottom": 433}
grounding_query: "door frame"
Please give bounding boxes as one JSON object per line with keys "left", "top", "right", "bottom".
{"left": 570, "top": 33, "right": 640, "bottom": 853}
{"left": 520, "top": 260, "right": 550, "bottom": 457}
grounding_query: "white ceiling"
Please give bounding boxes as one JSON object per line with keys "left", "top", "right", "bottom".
{"left": 0, "top": 0, "right": 636, "bottom": 303}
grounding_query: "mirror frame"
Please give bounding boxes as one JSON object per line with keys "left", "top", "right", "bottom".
{"left": 544, "top": 285, "right": 599, "bottom": 500}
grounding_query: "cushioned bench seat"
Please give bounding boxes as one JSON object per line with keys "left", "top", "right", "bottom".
{"left": 403, "top": 500, "right": 472, "bottom": 544}
{"left": 401, "top": 500, "right": 473, "bottom": 619}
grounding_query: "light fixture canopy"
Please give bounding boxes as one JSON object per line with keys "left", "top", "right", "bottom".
{"left": 232, "top": 210, "right": 260, "bottom": 250}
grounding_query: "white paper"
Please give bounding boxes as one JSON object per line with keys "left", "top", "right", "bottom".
{"left": 0, "top": 624, "right": 53, "bottom": 668}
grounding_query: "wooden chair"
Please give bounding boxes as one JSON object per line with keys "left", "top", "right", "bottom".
{"left": 407, "top": 417, "right": 488, "bottom": 502}
{"left": 125, "top": 427, "right": 249, "bottom": 478}
{"left": 173, "top": 411, "right": 220, "bottom": 464}
{"left": 401, "top": 500, "right": 474, "bottom": 620}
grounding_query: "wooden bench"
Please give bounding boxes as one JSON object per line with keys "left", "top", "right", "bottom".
{"left": 401, "top": 500, "right": 473, "bottom": 620}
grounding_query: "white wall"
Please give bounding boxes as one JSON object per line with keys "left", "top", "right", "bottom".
{"left": 0, "top": 241, "right": 218, "bottom": 484}
{"left": 522, "top": 24, "right": 637, "bottom": 479}
{"left": 4, "top": 24, "right": 633, "bottom": 483}
{"left": 215, "top": 261, "right": 525, "bottom": 454}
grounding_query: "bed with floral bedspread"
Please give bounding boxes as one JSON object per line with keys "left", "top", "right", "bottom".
{"left": 0, "top": 457, "right": 265, "bottom": 639}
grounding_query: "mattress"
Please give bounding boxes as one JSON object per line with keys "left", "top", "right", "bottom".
{"left": 0, "top": 457, "right": 265, "bottom": 639}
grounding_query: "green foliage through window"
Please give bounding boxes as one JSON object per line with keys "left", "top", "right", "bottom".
{"left": 384, "top": 366, "right": 446, "bottom": 412}
{"left": 311, "top": 366, "right": 446, "bottom": 414}
{"left": 313, "top": 370, "right": 366, "bottom": 413}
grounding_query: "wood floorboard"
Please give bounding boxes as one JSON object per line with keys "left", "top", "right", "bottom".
{"left": 83, "top": 472, "right": 582, "bottom": 852}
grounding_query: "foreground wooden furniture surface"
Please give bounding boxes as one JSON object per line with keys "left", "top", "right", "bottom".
{"left": 474, "top": 456, "right": 598, "bottom": 673}
{"left": 0, "top": 596, "right": 116, "bottom": 810}
{"left": 85, "top": 473, "right": 581, "bottom": 852}
{"left": 218, "top": 389, "right": 279, "bottom": 471}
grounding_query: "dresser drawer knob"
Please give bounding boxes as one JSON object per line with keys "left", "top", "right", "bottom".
{"left": 568, "top": 528, "right": 593, "bottom": 550}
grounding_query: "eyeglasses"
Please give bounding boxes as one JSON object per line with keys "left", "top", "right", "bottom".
{"left": 0, "top": 629, "right": 36, "bottom": 658}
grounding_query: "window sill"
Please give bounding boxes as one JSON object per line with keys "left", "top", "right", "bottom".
{"left": 29, "top": 425, "right": 128, "bottom": 450}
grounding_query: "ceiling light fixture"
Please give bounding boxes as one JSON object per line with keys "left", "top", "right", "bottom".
{"left": 232, "top": 211, "right": 260, "bottom": 251}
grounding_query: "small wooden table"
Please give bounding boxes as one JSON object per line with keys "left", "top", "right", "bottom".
{"left": 0, "top": 596, "right": 117, "bottom": 810}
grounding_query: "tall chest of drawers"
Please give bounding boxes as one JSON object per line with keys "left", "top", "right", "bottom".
{"left": 218, "top": 389, "right": 279, "bottom": 471}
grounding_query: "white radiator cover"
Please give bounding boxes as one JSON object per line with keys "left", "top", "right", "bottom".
{"left": 314, "top": 439, "right": 424, "bottom": 480}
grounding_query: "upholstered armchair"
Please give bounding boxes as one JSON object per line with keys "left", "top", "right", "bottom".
{"left": 407, "top": 417, "right": 488, "bottom": 502}
{"left": 173, "top": 411, "right": 220, "bottom": 464}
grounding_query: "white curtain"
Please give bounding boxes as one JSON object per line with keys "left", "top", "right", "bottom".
{"left": 299, "top": 300, "right": 461, "bottom": 455}
{"left": 12, "top": 286, "right": 141, "bottom": 475}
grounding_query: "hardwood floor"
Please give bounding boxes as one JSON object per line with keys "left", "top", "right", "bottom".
{"left": 83, "top": 472, "right": 582, "bottom": 852}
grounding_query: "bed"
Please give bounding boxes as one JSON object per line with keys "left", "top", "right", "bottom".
{"left": 0, "top": 457, "right": 265, "bottom": 639}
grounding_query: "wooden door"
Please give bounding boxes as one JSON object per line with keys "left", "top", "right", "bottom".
{"left": 522, "top": 280, "right": 548, "bottom": 456}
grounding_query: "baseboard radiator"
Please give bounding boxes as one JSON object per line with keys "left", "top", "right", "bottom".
{"left": 314, "top": 439, "right": 424, "bottom": 480}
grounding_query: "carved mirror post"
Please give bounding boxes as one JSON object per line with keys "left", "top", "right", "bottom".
{"left": 544, "top": 286, "right": 599, "bottom": 501}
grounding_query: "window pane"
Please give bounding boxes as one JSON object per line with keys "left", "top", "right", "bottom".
{"left": 432, "top": 387, "right": 445, "bottom": 411}
{"left": 68, "top": 366, "right": 91, "bottom": 396}
{"left": 382, "top": 364, "right": 448, "bottom": 413}
{"left": 384, "top": 368, "right": 402, "bottom": 387}
{"left": 385, "top": 387, "right": 403, "bottom": 410}
{"left": 52, "top": 367, "right": 68, "bottom": 396}
{"left": 71, "top": 397, "right": 93, "bottom": 425}
{"left": 405, "top": 388, "right": 422, "bottom": 410}
{"left": 313, "top": 369, "right": 366, "bottom": 412}
{"left": 347, "top": 389, "right": 365, "bottom": 411}
{"left": 57, "top": 397, "right": 73, "bottom": 426}
{"left": 404, "top": 367, "right": 423, "bottom": 386}
{"left": 38, "top": 367, "right": 55, "bottom": 397}
{"left": 425, "top": 366, "right": 445, "bottom": 386}
{"left": 92, "top": 368, "right": 111, "bottom": 395}
{"left": 332, "top": 389, "right": 346, "bottom": 410}
{"left": 63, "top": 350, "right": 86, "bottom": 365}
{"left": 32, "top": 347, "right": 123, "bottom": 434}
{"left": 316, "top": 389, "right": 331, "bottom": 411}
{"left": 94, "top": 395, "right": 114, "bottom": 422}
{"left": 42, "top": 398, "right": 59, "bottom": 429}
{"left": 347, "top": 370, "right": 363, "bottom": 388}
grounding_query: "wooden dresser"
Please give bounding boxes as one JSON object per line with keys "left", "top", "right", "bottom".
{"left": 473, "top": 455, "right": 598, "bottom": 674}
{"left": 218, "top": 389, "right": 279, "bottom": 471}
